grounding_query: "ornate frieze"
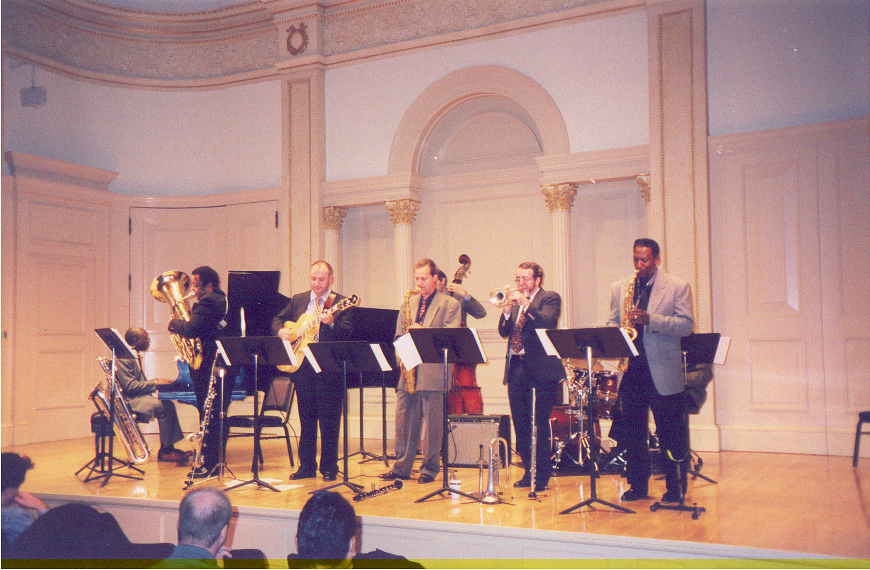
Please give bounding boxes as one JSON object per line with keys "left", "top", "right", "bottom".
{"left": 636, "top": 174, "right": 651, "bottom": 203}
{"left": 541, "top": 183, "right": 577, "bottom": 212}
{"left": 385, "top": 199, "right": 421, "bottom": 225}
{"left": 322, "top": 206, "right": 348, "bottom": 230}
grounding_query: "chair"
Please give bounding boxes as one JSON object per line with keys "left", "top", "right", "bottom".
{"left": 853, "top": 411, "right": 870, "bottom": 467}
{"left": 227, "top": 376, "right": 296, "bottom": 471}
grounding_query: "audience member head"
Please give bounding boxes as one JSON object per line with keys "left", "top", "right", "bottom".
{"left": 2, "top": 453, "right": 34, "bottom": 505}
{"left": 177, "top": 487, "right": 233, "bottom": 556}
{"left": 296, "top": 491, "right": 357, "bottom": 563}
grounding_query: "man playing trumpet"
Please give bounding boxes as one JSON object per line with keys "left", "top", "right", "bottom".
{"left": 497, "top": 262, "right": 563, "bottom": 493}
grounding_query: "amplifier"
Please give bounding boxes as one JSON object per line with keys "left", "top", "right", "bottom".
{"left": 446, "top": 414, "right": 511, "bottom": 468}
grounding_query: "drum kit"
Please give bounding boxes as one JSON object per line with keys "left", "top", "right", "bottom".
{"left": 549, "top": 362, "right": 620, "bottom": 473}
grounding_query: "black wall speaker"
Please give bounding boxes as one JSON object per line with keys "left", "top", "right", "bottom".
{"left": 446, "top": 414, "right": 511, "bottom": 467}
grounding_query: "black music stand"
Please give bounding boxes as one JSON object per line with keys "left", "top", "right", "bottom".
{"left": 349, "top": 307, "right": 400, "bottom": 467}
{"left": 83, "top": 328, "right": 143, "bottom": 486}
{"left": 218, "top": 336, "right": 296, "bottom": 492}
{"left": 402, "top": 327, "right": 486, "bottom": 504}
{"left": 547, "top": 327, "right": 637, "bottom": 515}
{"left": 304, "top": 341, "right": 392, "bottom": 494}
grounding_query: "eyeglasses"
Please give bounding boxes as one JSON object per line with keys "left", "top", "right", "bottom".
{"left": 515, "top": 276, "right": 535, "bottom": 284}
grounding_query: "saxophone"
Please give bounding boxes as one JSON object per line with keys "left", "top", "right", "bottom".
{"left": 618, "top": 270, "right": 640, "bottom": 372}
{"left": 91, "top": 358, "right": 150, "bottom": 464}
{"left": 399, "top": 287, "right": 421, "bottom": 394}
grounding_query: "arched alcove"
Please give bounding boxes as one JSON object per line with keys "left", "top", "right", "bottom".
{"left": 389, "top": 65, "right": 569, "bottom": 176}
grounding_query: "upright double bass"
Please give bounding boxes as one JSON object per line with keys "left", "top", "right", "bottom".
{"left": 446, "top": 254, "right": 485, "bottom": 415}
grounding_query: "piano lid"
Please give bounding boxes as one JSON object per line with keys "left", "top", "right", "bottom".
{"left": 223, "top": 270, "right": 289, "bottom": 338}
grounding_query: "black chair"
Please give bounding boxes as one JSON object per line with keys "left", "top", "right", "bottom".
{"left": 853, "top": 411, "right": 870, "bottom": 467}
{"left": 227, "top": 376, "right": 296, "bottom": 471}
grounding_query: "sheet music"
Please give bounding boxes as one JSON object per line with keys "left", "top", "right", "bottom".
{"left": 620, "top": 328, "right": 640, "bottom": 356}
{"left": 393, "top": 333, "right": 422, "bottom": 370}
{"left": 466, "top": 328, "right": 488, "bottom": 365}
{"left": 714, "top": 336, "right": 731, "bottom": 365}
{"left": 216, "top": 341, "right": 231, "bottom": 365}
{"left": 536, "top": 329, "right": 559, "bottom": 357}
{"left": 369, "top": 344, "right": 393, "bottom": 372}
{"left": 302, "top": 345, "right": 321, "bottom": 374}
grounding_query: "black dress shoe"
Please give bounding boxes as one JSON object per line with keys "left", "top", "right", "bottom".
{"left": 534, "top": 483, "right": 548, "bottom": 493}
{"left": 378, "top": 471, "right": 410, "bottom": 481}
{"left": 620, "top": 487, "right": 649, "bottom": 501}
{"left": 289, "top": 468, "right": 317, "bottom": 480}
{"left": 417, "top": 473, "right": 435, "bottom": 484}
{"left": 187, "top": 466, "right": 214, "bottom": 479}
{"left": 661, "top": 490, "right": 682, "bottom": 504}
{"left": 513, "top": 475, "right": 531, "bottom": 488}
{"left": 322, "top": 472, "right": 337, "bottom": 482}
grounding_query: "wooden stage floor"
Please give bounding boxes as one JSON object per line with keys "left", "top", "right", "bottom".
{"left": 4, "top": 435, "right": 870, "bottom": 560}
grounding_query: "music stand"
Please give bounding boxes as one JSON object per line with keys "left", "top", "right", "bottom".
{"left": 347, "top": 307, "right": 400, "bottom": 466}
{"left": 400, "top": 327, "right": 486, "bottom": 504}
{"left": 85, "top": 328, "right": 143, "bottom": 486}
{"left": 218, "top": 336, "right": 296, "bottom": 492}
{"left": 545, "top": 327, "right": 637, "bottom": 515}
{"left": 304, "top": 341, "right": 392, "bottom": 494}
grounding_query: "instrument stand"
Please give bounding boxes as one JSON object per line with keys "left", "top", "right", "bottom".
{"left": 184, "top": 366, "right": 236, "bottom": 489}
{"left": 650, "top": 449, "right": 705, "bottom": 518}
{"left": 406, "top": 328, "right": 486, "bottom": 504}
{"left": 219, "top": 337, "right": 291, "bottom": 493}
{"left": 84, "top": 329, "right": 144, "bottom": 486}
{"left": 527, "top": 384, "right": 540, "bottom": 502}
{"left": 306, "top": 342, "right": 390, "bottom": 494}
{"left": 546, "top": 328, "right": 637, "bottom": 515}
{"left": 343, "top": 373, "right": 381, "bottom": 463}
{"left": 358, "top": 370, "right": 396, "bottom": 467}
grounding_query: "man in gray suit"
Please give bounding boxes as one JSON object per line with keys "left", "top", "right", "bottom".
{"left": 607, "top": 238, "right": 695, "bottom": 503}
{"left": 380, "top": 259, "right": 461, "bottom": 484}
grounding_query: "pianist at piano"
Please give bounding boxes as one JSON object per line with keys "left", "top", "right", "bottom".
{"left": 116, "top": 327, "right": 193, "bottom": 463}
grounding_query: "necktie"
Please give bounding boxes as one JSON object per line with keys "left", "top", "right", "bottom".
{"left": 313, "top": 296, "right": 323, "bottom": 341}
{"left": 416, "top": 296, "right": 427, "bottom": 324}
{"left": 510, "top": 309, "right": 525, "bottom": 354}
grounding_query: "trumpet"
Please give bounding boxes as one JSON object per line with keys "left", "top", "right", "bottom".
{"left": 489, "top": 287, "right": 521, "bottom": 308}
{"left": 480, "top": 437, "right": 510, "bottom": 504}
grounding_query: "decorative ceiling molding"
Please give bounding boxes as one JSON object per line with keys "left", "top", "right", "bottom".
{"left": 2, "top": 0, "right": 633, "bottom": 88}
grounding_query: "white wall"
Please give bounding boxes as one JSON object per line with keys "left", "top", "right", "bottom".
{"left": 324, "top": 9, "right": 650, "bottom": 181}
{"left": 2, "top": 59, "right": 282, "bottom": 195}
{"left": 707, "top": 0, "right": 869, "bottom": 136}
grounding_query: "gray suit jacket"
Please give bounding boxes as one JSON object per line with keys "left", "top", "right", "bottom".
{"left": 394, "top": 290, "right": 462, "bottom": 392}
{"left": 607, "top": 269, "right": 694, "bottom": 396}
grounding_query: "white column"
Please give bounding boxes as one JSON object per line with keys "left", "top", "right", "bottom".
{"left": 385, "top": 199, "right": 421, "bottom": 307}
{"left": 322, "top": 206, "right": 347, "bottom": 289}
{"left": 542, "top": 183, "right": 577, "bottom": 329}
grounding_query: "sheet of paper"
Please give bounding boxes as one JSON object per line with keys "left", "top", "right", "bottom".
{"left": 466, "top": 328, "right": 488, "bottom": 365}
{"left": 283, "top": 339, "right": 299, "bottom": 368}
{"left": 536, "top": 329, "right": 559, "bottom": 357}
{"left": 620, "top": 328, "right": 640, "bottom": 356}
{"left": 393, "top": 333, "right": 421, "bottom": 370}
{"left": 369, "top": 344, "right": 393, "bottom": 372}
{"left": 302, "top": 345, "right": 321, "bottom": 374}
{"left": 714, "top": 336, "right": 731, "bottom": 365}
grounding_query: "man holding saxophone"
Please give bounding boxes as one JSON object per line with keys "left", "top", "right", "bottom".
{"left": 498, "top": 261, "right": 563, "bottom": 493}
{"left": 168, "top": 266, "right": 228, "bottom": 479}
{"left": 607, "top": 238, "right": 694, "bottom": 503}
{"left": 381, "top": 259, "right": 461, "bottom": 484}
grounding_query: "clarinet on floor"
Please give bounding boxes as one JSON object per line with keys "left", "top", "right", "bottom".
{"left": 353, "top": 480, "right": 403, "bottom": 502}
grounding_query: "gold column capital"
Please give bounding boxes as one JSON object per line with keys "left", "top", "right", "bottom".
{"left": 322, "top": 206, "right": 348, "bottom": 230}
{"left": 636, "top": 174, "right": 651, "bottom": 203}
{"left": 541, "top": 183, "right": 577, "bottom": 212}
{"left": 385, "top": 199, "right": 421, "bottom": 225}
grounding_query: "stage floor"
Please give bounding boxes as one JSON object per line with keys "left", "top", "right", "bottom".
{"left": 4, "top": 434, "right": 869, "bottom": 560}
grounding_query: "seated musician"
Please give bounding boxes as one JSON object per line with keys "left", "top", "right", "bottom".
{"left": 119, "top": 327, "right": 192, "bottom": 463}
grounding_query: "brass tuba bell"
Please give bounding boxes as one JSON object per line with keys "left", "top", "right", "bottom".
{"left": 151, "top": 270, "right": 203, "bottom": 370}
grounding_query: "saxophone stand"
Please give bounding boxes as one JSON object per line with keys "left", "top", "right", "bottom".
{"left": 547, "top": 327, "right": 637, "bottom": 515}
{"left": 305, "top": 341, "right": 391, "bottom": 494}
{"left": 219, "top": 337, "right": 290, "bottom": 493}
{"left": 406, "top": 327, "right": 487, "bottom": 504}
{"left": 82, "top": 328, "right": 144, "bottom": 486}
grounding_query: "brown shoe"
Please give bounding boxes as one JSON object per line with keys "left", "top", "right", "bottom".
{"left": 158, "top": 448, "right": 192, "bottom": 463}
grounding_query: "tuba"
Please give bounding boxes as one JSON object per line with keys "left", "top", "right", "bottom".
{"left": 398, "top": 287, "right": 421, "bottom": 394}
{"left": 91, "top": 358, "right": 150, "bottom": 464}
{"left": 151, "top": 270, "right": 203, "bottom": 370}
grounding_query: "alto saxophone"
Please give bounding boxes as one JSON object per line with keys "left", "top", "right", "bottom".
{"left": 399, "top": 287, "right": 421, "bottom": 394}
{"left": 618, "top": 269, "right": 640, "bottom": 372}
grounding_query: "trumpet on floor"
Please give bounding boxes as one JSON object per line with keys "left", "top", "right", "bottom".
{"left": 479, "top": 437, "right": 510, "bottom": 504}
{"left": 489, "top": 287, "right": 521, "bottom": 308}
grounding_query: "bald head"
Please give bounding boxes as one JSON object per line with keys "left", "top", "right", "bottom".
{"left": 124, "top": 327, "right": 149, "bottom": 352}
{"left": 177, "top": 488, "right": 232, "bottom": 554}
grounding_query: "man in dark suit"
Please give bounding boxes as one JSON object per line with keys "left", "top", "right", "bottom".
{"left": 117, "top": 327, "right": 191, "bottom": 462}
{"left": 272, "top": 261, "right": 353, "bottom": 482}
{"left": 498, "top": 261, "right": 563, "bottom": 493}
{"left": 168, "top": 266, "right": 228, "bottom": 478}
{"left": 607, "top": 238, "right": 694, "bottom": 503}
{"left": 380, "top": 259, "right": 461, "bottom": 484}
